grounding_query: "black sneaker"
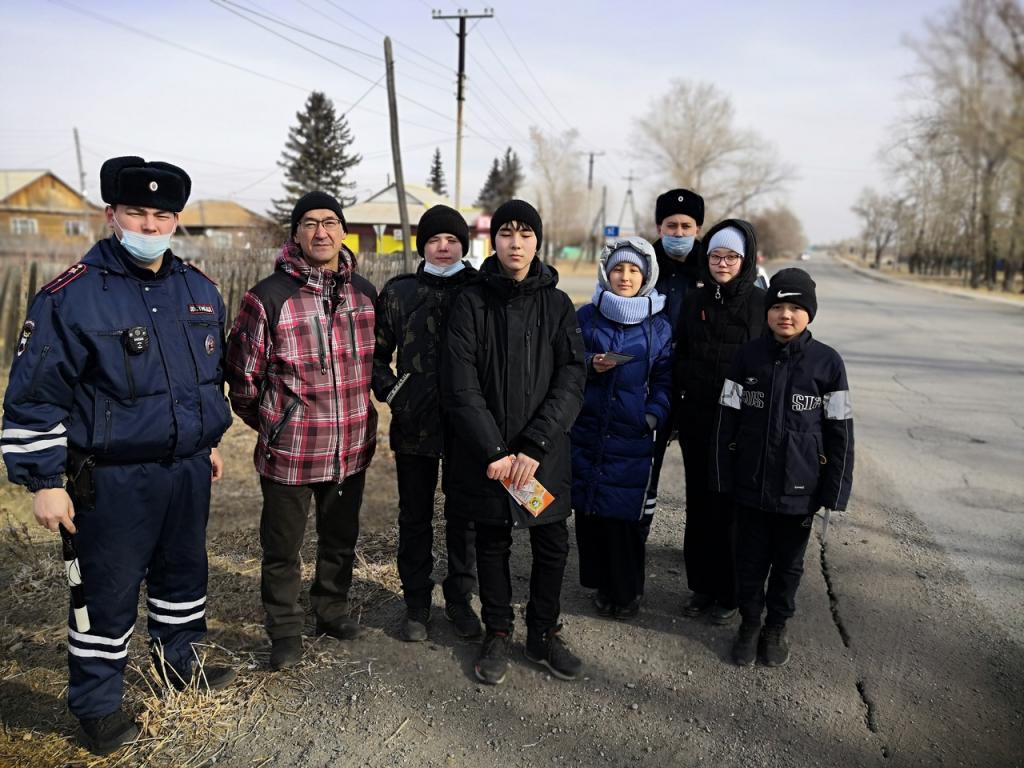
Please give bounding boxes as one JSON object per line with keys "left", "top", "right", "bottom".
{"left": 475, "top": 630, "right": 512, "bottom": 685}
{"left": 592, "top": 592, "right": 614, "bottom": 617}
{"left": 445, "top": 601, "right": 483, "bottom": 638}
{"left": 710, "top": 604, "right": 738, "bottom": 625}
{"left": 759, "top": 624, "right": 790, "bottom": 667}
{"left": 270, "top": 636, "right": 303, "bottom": 670}
{"left": 77, "top": 709, "right": 139, "bottom": 756}
{"left": 732, "top": 621, "right": 761, "bottom": 667}
{"left": 524, "top": 626, "right": 582, "bottom": 681}
{"left": 402, "top": 606, "right": 431, "bottom": 642}
{"left": 315, "top": 616, "right": 361, "bottom": 641}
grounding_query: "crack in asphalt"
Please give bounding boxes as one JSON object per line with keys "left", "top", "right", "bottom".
{"left": 819, "top": 535, "right": 890, "bottom": 758}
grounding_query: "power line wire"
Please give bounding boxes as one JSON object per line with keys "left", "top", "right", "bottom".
{"left": 214, "top": 0, "right": 451, "bottom": 95}
{"left": 210, "top": 0, "right": 460, "bottom": 126}
{"left": 320, "top": 0, "right": 454, "bottom": 74}
{"left": 475, "top": 29, "right": 559, "bottom": 133}
{"left": 47, "top": 0, "right": 310, "bottom": 93}
{"left": 493, "top": 17, "right": 576, "bottom": 132}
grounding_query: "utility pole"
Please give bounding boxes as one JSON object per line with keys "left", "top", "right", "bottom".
{"left": 578, "top": 150, "right": 604, "bottom": 260}
{"left": 432, "top": 7, "right": 494, "bottom": 209}
{"left": 617, "top": 170, "right": 640, "bottom": 236}
{"left": 73, "top": 128, "right": 86, "bottom": 197}
{"left": 384, "top": 37, "right": 413, "bottom": 271}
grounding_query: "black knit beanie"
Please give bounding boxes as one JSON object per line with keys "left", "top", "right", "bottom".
{"left": 765, "top": 268, "right": 817, "bottom": 321}
{"left": 291, "top": 191, "right": 346, "bottom": 237}
{"left": 655, "top": 188, "right": 705, "bottom": 226}
{"left": 416, "top": 204, "right": 469, "bottom": 257}
{"left": 490, "top": 199, "right": 543, "bottom": 251}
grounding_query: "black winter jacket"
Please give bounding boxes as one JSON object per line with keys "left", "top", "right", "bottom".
{"left": 372, "top": 262, "right": 477, "bottom": 457}
{"left": 675, "top": 219, "right": 765, "bottom": 425}
{"left": 713, "top": 330, "right": 854, "bottom": 516}
{"left": 442, "top": 256, "right": 586, "bottom": 528}
{"left": 654, "top": 237, "right": 703, "bottom": 330}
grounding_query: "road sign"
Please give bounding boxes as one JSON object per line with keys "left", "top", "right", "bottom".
{"left": 603, "top": 225, "right": 619, "bottom": 237}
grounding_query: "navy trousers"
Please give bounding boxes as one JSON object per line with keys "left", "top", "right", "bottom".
{"left": 67, "top": 453, "right": 211, "bottom": 720}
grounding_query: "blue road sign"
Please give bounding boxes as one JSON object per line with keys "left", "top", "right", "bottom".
{"left": 603, "top": 225, "right": 620, "bottom": 237}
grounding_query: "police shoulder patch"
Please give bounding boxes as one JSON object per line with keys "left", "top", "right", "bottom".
{"left": 187, "top": 262, "right": 219, "bottom": 286}
{"left": 42, "top": 263, "right": 88, "bottom": 294}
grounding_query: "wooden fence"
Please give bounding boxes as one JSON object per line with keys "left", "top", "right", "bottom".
{"left": 0, "top": 248, "right": 409, "bottom": 368}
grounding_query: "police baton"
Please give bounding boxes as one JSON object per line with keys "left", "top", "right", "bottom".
{"left": 59, "top": 525, "right": 90, "bottom": 633}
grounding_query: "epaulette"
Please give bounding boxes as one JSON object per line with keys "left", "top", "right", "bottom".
{"left": 187, "top": 262, "right": 219, "bottom": 286}
{"left": 43, "top": 263, "right": 88, "bottom": 294}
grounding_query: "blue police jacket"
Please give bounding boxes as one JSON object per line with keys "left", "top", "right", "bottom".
{"left": 1, "top": 237, "right": 232, "bottom": 490}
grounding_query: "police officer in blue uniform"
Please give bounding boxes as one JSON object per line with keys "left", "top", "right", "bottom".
{"left": 1, "top": 156, "right": 235, "bottom": 756}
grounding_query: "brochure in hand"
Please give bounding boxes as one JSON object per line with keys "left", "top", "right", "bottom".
{"left": 501, "top": 475, "right": 555, "bottom": 517}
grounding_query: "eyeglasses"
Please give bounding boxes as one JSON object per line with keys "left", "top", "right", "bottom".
{"left": 709, "top": 252, "right": 742, "bottom": 265}
{"left": 300, "top": 217, "right": 342, "bottom": 233}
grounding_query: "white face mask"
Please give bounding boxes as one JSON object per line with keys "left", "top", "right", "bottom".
{"left": 423, "top": 260, "right": 465, "bottom": 277}
{"left": 113, "top": 214, "right": 173, "bottom": 263}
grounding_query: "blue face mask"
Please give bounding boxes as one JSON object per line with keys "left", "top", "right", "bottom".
{"left": 662, "top": 235, "right": 694, "bottom": 259}
{"left": 114, "top": 215, "right": 173, "bottom": 263}
{"left": 423, "top": 260, "right": 465, "bottom": 278}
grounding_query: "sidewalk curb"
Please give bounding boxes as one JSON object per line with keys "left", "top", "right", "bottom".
{"left": 835, "top": 257, "right": 1024, "bottom": 308}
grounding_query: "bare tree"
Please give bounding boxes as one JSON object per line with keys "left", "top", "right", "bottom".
{"left": 750, "top": 205, "right": 807, "bottom": 259}
{"left": 529, "top": 127, "right": 587, "bottom": 261}
{"left": 631, "top": 79, "right": 795, "bottom": 219}
{"left": 903, "top": 0, "right": 1024, "bottom": 288}
{"left": 852, "top": 188, "right": 904, "bottom": 268}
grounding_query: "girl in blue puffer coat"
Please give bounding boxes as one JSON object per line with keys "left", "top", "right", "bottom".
{"left": 572, "top": 237, "right": 673, "bottom": 618}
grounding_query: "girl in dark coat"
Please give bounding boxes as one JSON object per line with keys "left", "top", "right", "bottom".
{"left": 571, "top": 237, "right": 673, "bottom": 618}
{"left": 674, "top": 219, "right": 765, "bottom": 624}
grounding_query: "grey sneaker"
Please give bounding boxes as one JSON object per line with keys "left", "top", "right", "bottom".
{"left": 759, "top": 624, "right": 790, "bottom": 667}
{"left": 732, "top": 621, "right": 761, "bottom": 667}
{"left": 402, "top": 606, "right": 430, "bottom": 642}
{"left": 475, "top": 630, "right": 512, "bottom": 685}
{"left": 445, "top": 601, "right": 483, "bottom": 638}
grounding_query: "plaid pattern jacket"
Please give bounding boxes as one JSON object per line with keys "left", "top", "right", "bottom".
{"left": 225, "top": 243, "right": 378, "bottom": 485}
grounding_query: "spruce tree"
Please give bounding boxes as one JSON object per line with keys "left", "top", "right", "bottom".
{"left": 498, "top": 147, "right": 524, "bottom": 200}
{"left": 270, "top": 91, "right": 361, "bottom": 226}
{"left": 474, "top": 158, "right": 503, "bottom": 213}
{"left": 426, "top": 148, "right": 447, "bottom": 196}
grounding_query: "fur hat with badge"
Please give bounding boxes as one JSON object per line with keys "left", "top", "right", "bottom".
{"left": 417, "top": 204, "right": 469, "bottom": 257}
{"left": 655, "top": 188, "right": 705, "bottom": 226}
{"left": 765, "top": 268, "right": 817, "bottom": 321}
{"left": 100, "top": 156, "right": 191, "bottom": 213}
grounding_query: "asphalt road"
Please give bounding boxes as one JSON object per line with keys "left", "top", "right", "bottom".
{"left": 806, "top": 256, "right": 1024, "bottom": 645}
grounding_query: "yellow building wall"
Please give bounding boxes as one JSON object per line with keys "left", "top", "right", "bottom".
{"left": 343, "top": 233, "right": 360, "bottom": 252}
{"left": 378, "top": 234, "right": 417, "bottom": 254}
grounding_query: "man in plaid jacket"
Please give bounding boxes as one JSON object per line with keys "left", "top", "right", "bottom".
{"left": 225, "top": 191, "right": 377, "bottom": 670}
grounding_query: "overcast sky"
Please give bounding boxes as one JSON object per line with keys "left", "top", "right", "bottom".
{"left": 0, "top": 0, "right": 950, "bottom": 243}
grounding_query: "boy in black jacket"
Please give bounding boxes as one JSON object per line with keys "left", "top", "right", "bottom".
{"left": 713, "top": 268, "right": 853, "bottom": 667}
{"left": 373, "top": 205, "right": 480, "bottom": 643}
{"left": 443, "top": 200, "right": 586, "bottom": 686}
